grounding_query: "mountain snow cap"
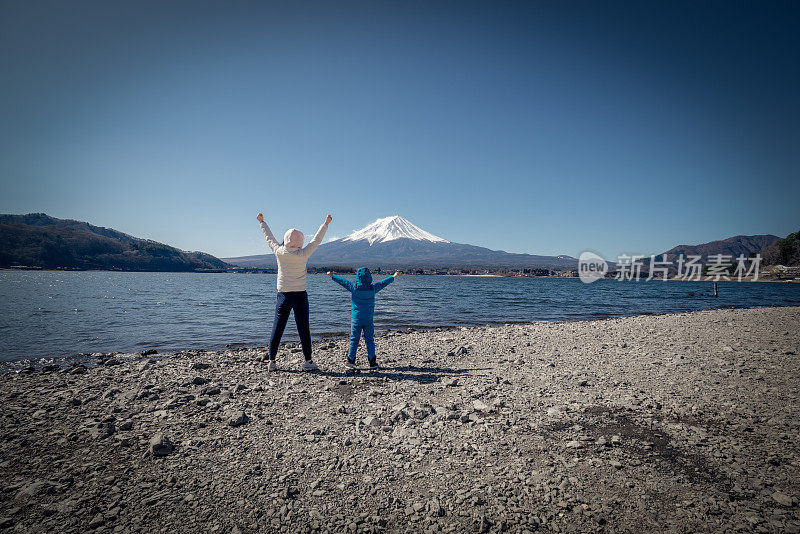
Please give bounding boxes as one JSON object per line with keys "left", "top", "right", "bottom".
{"left": 341, "top": 216, "right": 450, "bottom": 245}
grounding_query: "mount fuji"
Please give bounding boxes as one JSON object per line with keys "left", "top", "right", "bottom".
{"left": 224, "top": 216, "right": 577, "bottom": 269}
{"left": 340, "top": 215, "right": 450, "bottom": 245}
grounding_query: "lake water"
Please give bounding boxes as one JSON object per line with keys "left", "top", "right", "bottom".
{"left": 1, "top": 271, "right": 799, "bottom": 362}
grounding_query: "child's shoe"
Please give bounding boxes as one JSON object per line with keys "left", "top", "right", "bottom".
{"left": 303, "top": 360, "right": 319, "bottom": 371}
{"left": 368, "top": 358, "right": 380, "bottom": 372}
{"left": 267, "top": 360, "right": 278, "bottom": 372}
{"left": 345, "top": 359, "right": 357, "bottom": 370}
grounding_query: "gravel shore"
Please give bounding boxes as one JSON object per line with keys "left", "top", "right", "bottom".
{"left": 1, "top": 306, "right": 799, "bottom": 533}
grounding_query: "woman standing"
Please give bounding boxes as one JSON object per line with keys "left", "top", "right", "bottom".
{"left": 257, "top": 212, "right": 332, "bottom": 371}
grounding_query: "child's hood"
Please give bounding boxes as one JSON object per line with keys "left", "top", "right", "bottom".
{"left": 355, "top": 267, "right": 373, "bottom": 290}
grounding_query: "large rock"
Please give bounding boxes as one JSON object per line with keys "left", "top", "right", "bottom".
{"left": 477, "top": 516, "right": 493, "bottom": 533}
{"left": 88, "top": 422, "right": 115, "bottom": 440}
{"left": 88, "top": 513, "right": 105, "bottom": 528}
{"left": 227, "top": 410, "right": 249, "bottom": 427}
{"left": 472, "top": 400, "right": 490, "bottom": 412}
{"left": 362, "top": 416, "right": 382, "bottom": 427}
{"left": 427, "top": 499, "right": 445, "bottom": 517}
{"left": 14, "top": 480, "right": 57, "bottom": 500}
{"left": 149, "top": 433, "right": 174, "bottom": 457}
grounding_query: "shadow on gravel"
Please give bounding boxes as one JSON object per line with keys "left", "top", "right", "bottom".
{"left": 279, "top": 366, "right": 484, "bottom": 384}
{"left": 547, "top": 405, "right": 729, "bottom": 488}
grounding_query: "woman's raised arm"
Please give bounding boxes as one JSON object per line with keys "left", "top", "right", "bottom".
{"left": 302, "top": 214, "right": 332, "bottom": 257}
{"left": 257, "top": 212, "right": 280, "bottom": 252}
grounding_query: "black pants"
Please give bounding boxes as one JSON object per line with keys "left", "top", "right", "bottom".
{"left": 269, "top": 291, "right": 312, "bottom": 361}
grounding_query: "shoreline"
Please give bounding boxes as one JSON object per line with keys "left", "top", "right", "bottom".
{"left": 3, "top": 303, "right": 799, "bottom": 369}
{"left": 3, "top": 267, "right": 796, "bottom": 283}
{"left": 1, "top": 306, "right": 798, "bottom": 532}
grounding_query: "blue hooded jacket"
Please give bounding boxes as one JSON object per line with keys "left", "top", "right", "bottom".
{"left": 331, "top": 268, "right": 394, "bottom": 322}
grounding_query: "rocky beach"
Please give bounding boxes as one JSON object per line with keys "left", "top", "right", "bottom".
{"left": 1, "top": 306, "right": 799, "bottom": 533}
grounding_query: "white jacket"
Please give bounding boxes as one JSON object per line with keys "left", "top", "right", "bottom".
{"left": 260, "top": 220, "right": 328, "bottom": 292}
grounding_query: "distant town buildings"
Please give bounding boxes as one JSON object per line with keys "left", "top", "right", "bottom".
{"left": 400, "top": 267, "right": 579, "bottom": 277}
{"left": 227, "top": 266, "right": 582, "bottom": 277}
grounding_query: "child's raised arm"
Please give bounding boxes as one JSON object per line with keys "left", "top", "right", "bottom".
{"left": 328, "top": 272, "right": 355, "bottom": 292}
{"left": 373, "top": 274, "right": 396, "bottom": 293}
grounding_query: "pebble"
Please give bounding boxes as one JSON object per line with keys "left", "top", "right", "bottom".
{"left": 773, "top": 492, "right": 793, "bottom": 507}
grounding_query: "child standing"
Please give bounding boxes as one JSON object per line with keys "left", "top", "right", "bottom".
{"left": 327, "top": 268, "right": 400, "bottom": 370}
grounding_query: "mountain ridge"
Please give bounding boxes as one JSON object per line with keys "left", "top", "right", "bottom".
{"left": 0, "top": 213, "right": 231, "bottom": 271}
{"left": 656, "top": 234, "right": 779, "bottom": 260}
{"left": 760, "top": 230, "right": 800, "bottom": 266}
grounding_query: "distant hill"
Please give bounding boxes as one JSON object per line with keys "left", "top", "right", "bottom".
{"left": 225, "top": 215, "right": 578, "bottom": 269}
{"left": 0, "top": 213, "right": 231, "bottom": 271}
{"left": 657, "top": 234, "right": 779, "bottom": 261}
{"left": 760, "top": 230, "right": 800, "bottom": 266}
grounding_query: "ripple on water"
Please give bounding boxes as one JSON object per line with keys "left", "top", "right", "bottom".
{"left": 1, "top": 272, "right": 799, "bottom": 361}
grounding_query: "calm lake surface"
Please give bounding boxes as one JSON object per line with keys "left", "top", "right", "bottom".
{"left": 1, "top": 271, "right": 799, "bottom": 362}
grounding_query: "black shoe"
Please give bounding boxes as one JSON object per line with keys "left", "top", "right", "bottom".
{"left": 368, "top": 359, "right": 380, "bottom": 371}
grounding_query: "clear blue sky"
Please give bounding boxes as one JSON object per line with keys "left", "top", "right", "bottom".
{"left": 1, "top": 1, "right": 798, "bottom": 260}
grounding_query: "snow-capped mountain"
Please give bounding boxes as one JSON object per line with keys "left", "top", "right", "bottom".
{"left": 341, "top": 216, "right": 449, "bottom": 245}
{"left": 225, "top": 216, "right": 577, "bottom": 269}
